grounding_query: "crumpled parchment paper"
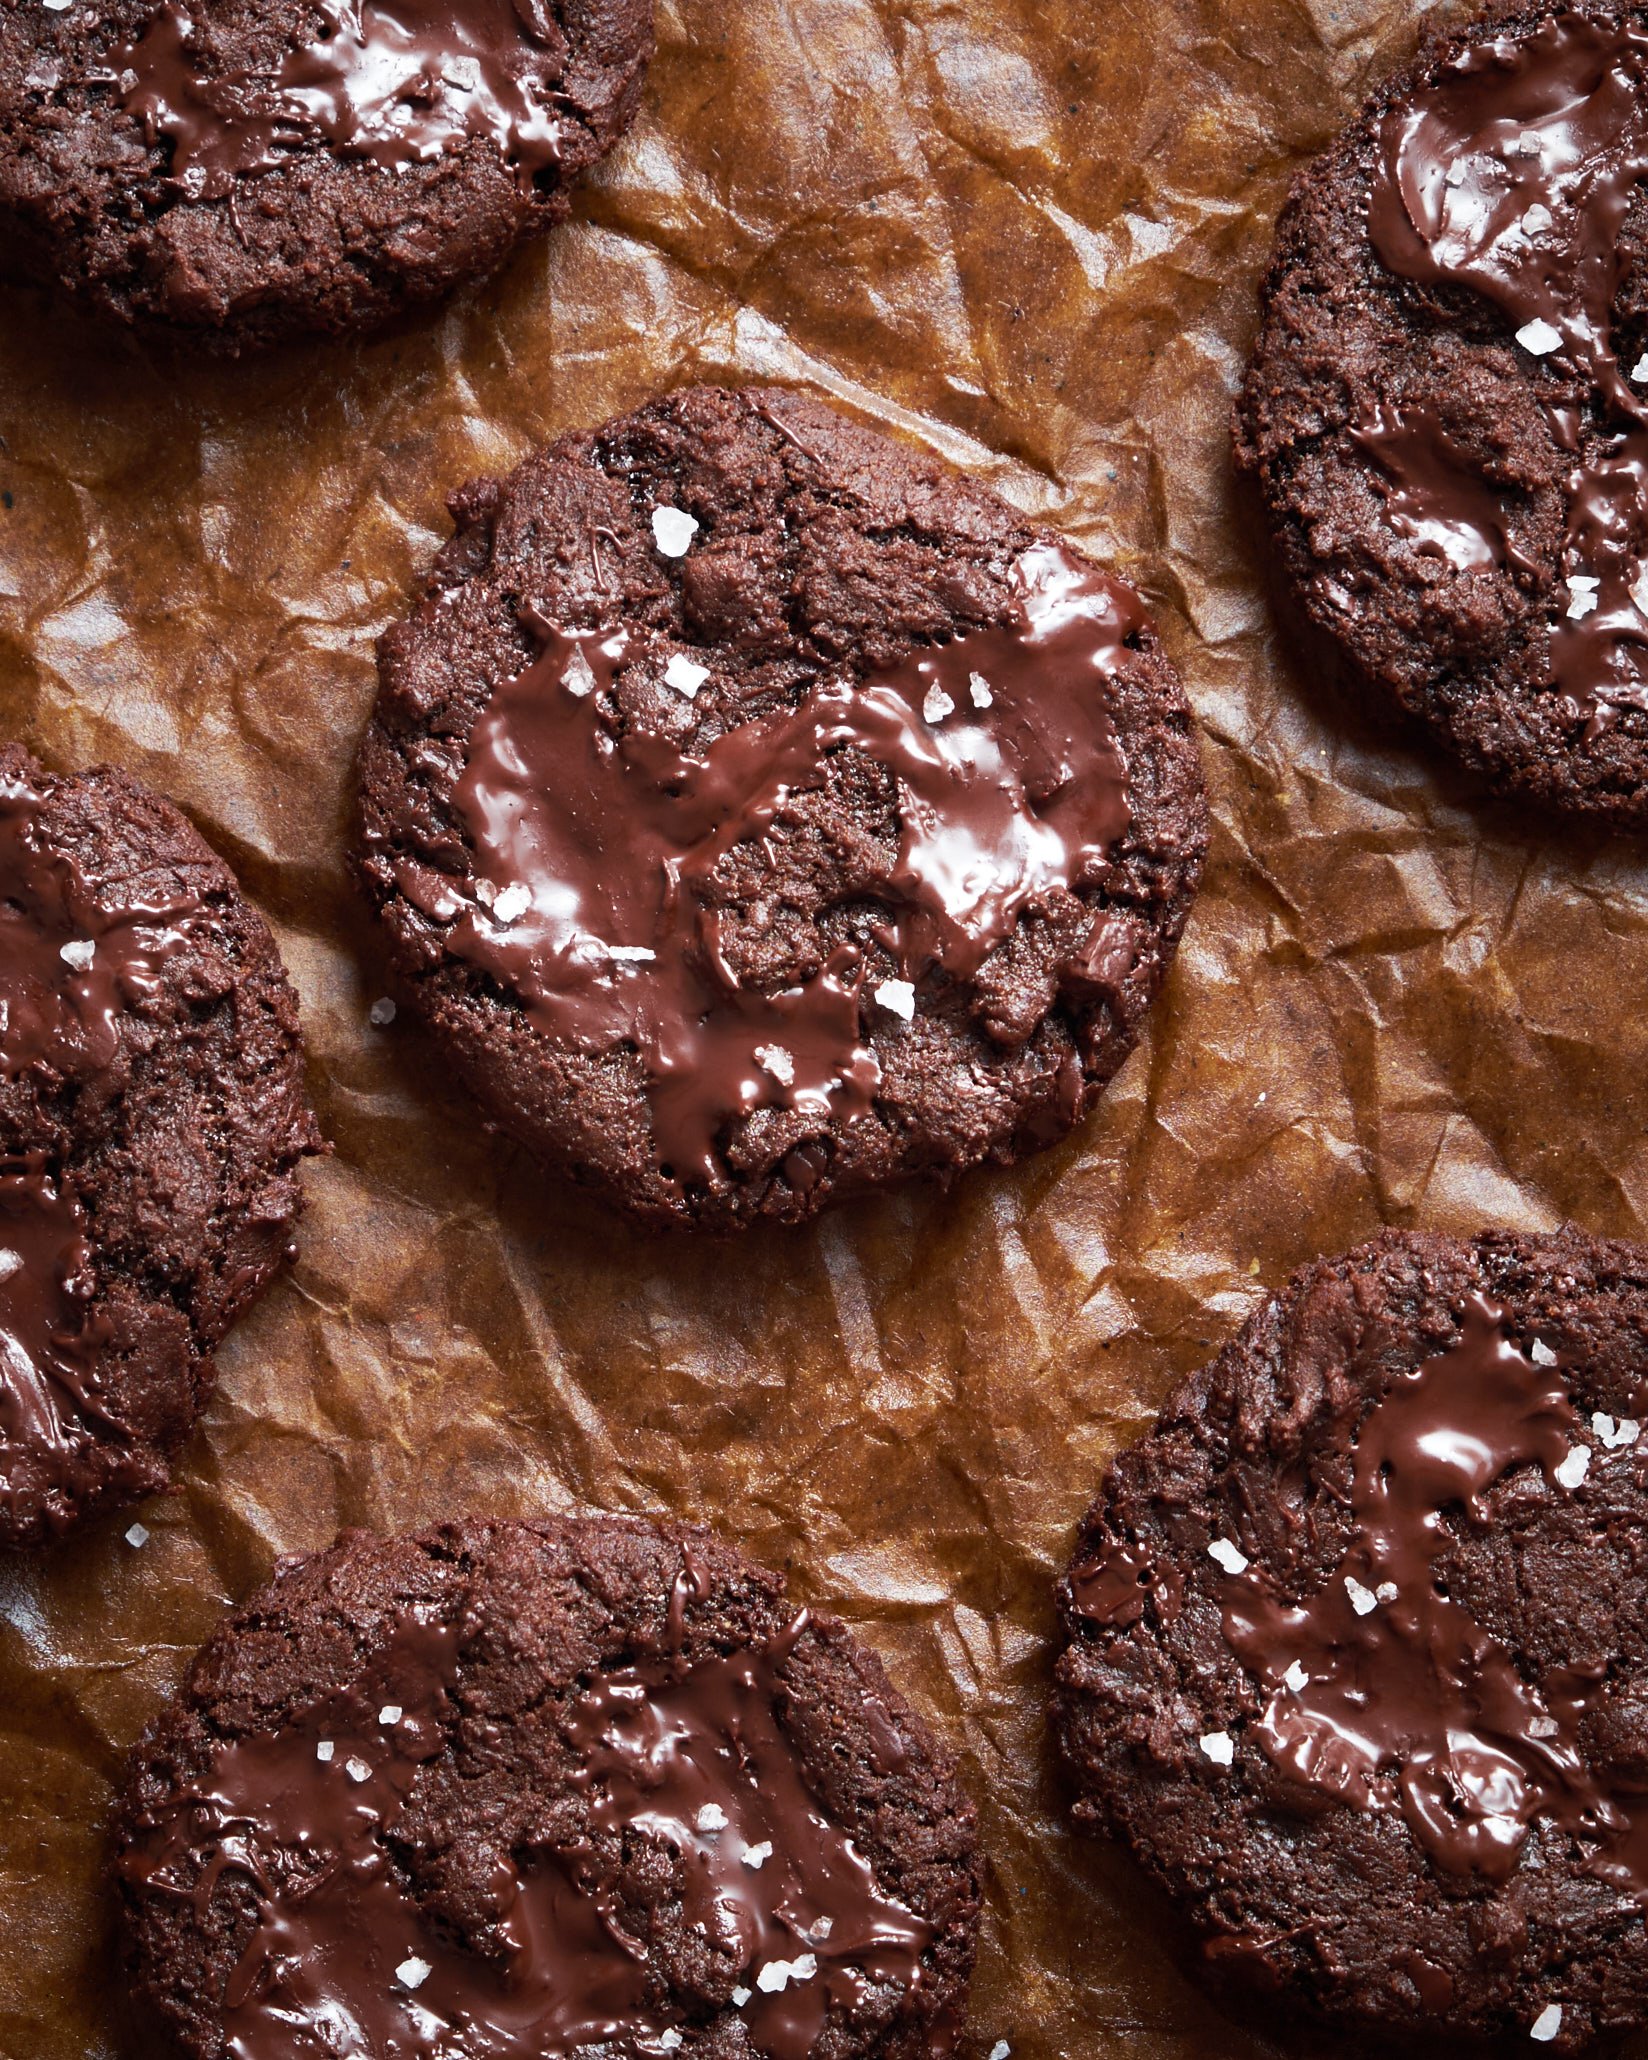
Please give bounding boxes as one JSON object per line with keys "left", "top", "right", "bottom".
{"left": 6, "top": 0, "right": 1648, "bottom": 2054}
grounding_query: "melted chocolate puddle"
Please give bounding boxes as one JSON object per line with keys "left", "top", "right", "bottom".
{"left": 1200, "top": 1298, "right": 1648, "bottom": 1897}
{"left": 120, "top": 1598, "right": 942, "bottom": 2058}
{"left": 1366, "top": 11, "right": 1648, "bottom": 729}
{"left": 0, "top": 771, "right": 201, "bottom": 1536}
{"left": 115, "top": 0, "right": 564, "bottom": 200}
{"left": 422, "top": 539, "right": 1139, "bottom": 1189}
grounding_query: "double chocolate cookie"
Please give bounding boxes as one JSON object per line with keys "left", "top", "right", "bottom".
{"left": 0, "top": 746, "right": 320, "bottom": 1548}
{"left": 114, "top": 1513, "right": 981, "bottom": 2059}
{"left": 0, "top": 0, "right": 653, "bottom": 351}
{"left": 1236, "top": 4, "right": 1648, "bottom": 825}
{"left": 354, "top": 384, "right": 1207, "bottom": 1231}
{"left": 1054, "top": 1228, "right": 1648, "bottom": 2052}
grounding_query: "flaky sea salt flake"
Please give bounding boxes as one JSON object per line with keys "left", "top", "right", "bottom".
{"left": 875, "top": 978, "right": 916, "bottom": 1021}
{"left": 346, "top": 1756, "right": 373, "bottom": 1783}
{"left": 755, "top": 1045, "right": 794, "bottom": 1085}
{"left": 1283, "top": 1660, "right": 1308, "bottom": 1694}
{"left": 696, "top": 1804, "right": 728, "bottom": 1833}
{"left": 922, "top": 684, "right": 955, "bottom": 724}
{"left": 664, "top": 653, "right": 710, "bottom": 699}
{"left": 125, "top": 1522, "right": 149, "bottom": 1548}
{"left": 368, "top": 996, "right": 397, "bottom": 1026}
{"left": 1529, "top": 1714, "right": 1560, "bottom": 1739}
{"left": 731, "top": 1988, "right": 752, "bottom": 2008}
{"left": 0, "top": 1250, "right": 21, "bottom": 1283}
{"left": 316, "top": 1740, "right": 335, "bottom": 1763}
{"left": 1556, "top": 1444, "right": 1591, "bottom": 1489}
{"left": 379, "top": 1705, "right": 403, "bottom": 1726}
{"left": 1206, "top": 1538, "right": 1248, "bottom": 1575}
{"left": 1522, "top": 204, "right": 1555, "bottom": 235}
{"left": 1516, "top": 317, "right": 1563, "bottom": 355}
{"left": 741, "top": 1840, "right": 773, "bottom": 1868}
{"left": 1376, "top": 1581, "right": 1399, "bottom": 1604}
{"left": 1199, "top": 1730, "right": 1235, "bottom": 1766}
{"left": 1531, "top": 1339, "right": 1559, "bottom": 1367}
{"left": 564, "top": 644, "right": 597, "bottom": 698}
{"left": 988, "top": 2044, "right": 1012, "bottom": 2060}
{"left": 657, "top": 2033, "right": 684, "bottom": 2052}
{"left": 59, "top": 939, "right": 94, "bottom": 970}
{"left": 969, "top": 672, "right": 994, "bottom": 709}
{"left": 491, "top": 882, "right": 531, "bottom": 925}
{"left": 1345, "top": 1576, "right": 1379, "bottom": 1616}
{"left": 396, "top": 1956, "right": 432, "bottom": 1992}
{"left": 652, "top": 505, "right": 699, "bottom": 557}
{"left": 1567, "top": 575, "right": 1601, "bottom": 620}
{"left": 1531, "top": 2002, "right": 1563, "bottom": 2042}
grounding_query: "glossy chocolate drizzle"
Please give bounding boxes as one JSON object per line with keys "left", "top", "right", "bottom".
{"left": 1201, "top": 1297, "right": 1648, "bottom": 1898}
{"left": 121, "top": 1587, "right": 940, "bottom": 2057}
{"left": 427, "top": 539, "right": 1139, "bottom": 1187}
{"left": 0, "top": 772, "right": 200, "bottom": 1536}
{"left": 1366, "top": 12, "right": 1648, "bottom": 726}
{"left": 115, "top": 0, "right": 564, "bottom": 201}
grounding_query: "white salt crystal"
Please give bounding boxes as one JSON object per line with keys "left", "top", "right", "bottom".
{"left": 755, "top": 1046, "right": 794, "bottom": 1086}
{"left": 695, "top": 1804, "right": 728, "bottom": 1832}
{"left": 316, "top": 1740, "right": 335, "bottom": 1763}
{"left": 1555, "top": 1445, "right": 1590, "bottom": 1489}
{"left": 1199, "top": 1730, "right": 1235, "bottom": 1766}
{"left": 664, "top": 653, "right": 710, "bottom": 699}
{"left": 1516, "top": 317, "right": 1563, "bottom": 355}
{"left": 969, "top": 673, "right": 994, "bottom": 709}
{"left": 491, "top": 883, "right": 531, "bottom": 925}
{"left": 922, "top": 684, "right": 955, "bottom": 724}
{"left": 1531, "top": 1339, "right": 1558, "bottom": 1367}
{"left": 1206, "top": 1538, "right": 1249, "bottom": 1575}
{"left": 652, "top": 506, "right": 699, "bottom": 557}
{"left": 125, "top": 1522, "right": 149, "bottom": 1548}
{"left": 396, "top": 1956, "right": 432, "bottom": 1991}
{"left": 1283, "top": 1661, "right": 1308, "bottom": 1694}
{"left": 346, "top": 1756, "right": 373, "bottom": 1784}
{"left": 741, "top": 1840, "right": 773, "bottom": 1868}
{"left": 875, "top": 978, "right": 916, "bottom": 1021}
{"left": 0, "top": 1250, "right": 22, "bottom": 1283}
{"left": 59, "top": 939, "right": 94, "bottom": 970}
{"left": 1345, "top": 1576, "right": 1379, "bottom": 1616}
{"left": 564, "top": 644, "right": 597, "bottom": 698}
{"left": 368, "top": 996, "right": 397, "bottom": 1027}
{"left": 379, "top": 1705, "right": 403, "bottom": 1726}
{"left": 1531, "top": 2002, "right": 1563, "bottom": 2042}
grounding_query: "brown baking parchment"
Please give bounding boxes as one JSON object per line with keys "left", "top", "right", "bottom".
{"left": 5, "top": 0, "right": 1648, "bottom": 2054}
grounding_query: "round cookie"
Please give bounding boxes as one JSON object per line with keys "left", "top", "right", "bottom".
{"left": 114, "top": 1513, "right": 982, "bottom": 2060}
{"left": 1235, "top": 4, "right": 1648, "bottom": 826}
{"left": 0, "top": 745, "right": 321, "bottom": 1548}
{"left": 1053, "top": 1227, "right": 1648, "bottom": 2052}
{"left": 353, "top": 384, "right": 1207, "bottom": 1232}
{"left": 0, "top": 0, "right": 653, "bottom": 352}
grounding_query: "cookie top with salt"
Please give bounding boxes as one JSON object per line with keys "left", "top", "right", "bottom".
{"left": 0, "top": 746, "right": 320, "bottom": 1547}
{"left": 115, "top": 1514, "right": 981, "bottom": 2060}
{"left": 354, "top": 384, "right": 1206, "bottom": 1231}
{"left": 1055, "top": 1226, "right": 1648, "bottom": 2052}
{"left": 1237, "top": 3, "right": 1648, "bottom": 824}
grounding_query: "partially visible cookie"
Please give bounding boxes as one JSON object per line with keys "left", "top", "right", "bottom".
{"left": 1053, "top": 1227, "right": 1648, "bottom": 2053}
{"left": 1235, "top": 4, "right": 1648, "bottom": 824}
{"left": 114, "top": 1513, "right": 982, "bottom": 2060}
{"left": 353, "top": 384, "right": 1207, "bottom": 1232}
{"left": 0, "top": 0, "right": 654, "bottom": 352}
{"left": 0, "top": 746, "right": 321, "bottom": 1548}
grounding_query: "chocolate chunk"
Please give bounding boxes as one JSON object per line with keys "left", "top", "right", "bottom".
{"left": 353, "top": 385, "right": 1207, "bottom": 1231}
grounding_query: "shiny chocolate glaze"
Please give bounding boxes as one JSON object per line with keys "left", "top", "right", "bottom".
{"left": 1208, "top": 1296, "right": 1648, "bottom": 1896}
{"left": 120, "top": 1593, "right": 942, "bottom": 2057}
{"left": 116, "top": 0, "right": 564, "bottom": 201}
{"left": 1366, "top": 12, "right": 1648, "bottom": 725}
{"left": 0, "top": 770, "right": 200, "bottom": 1537}
{"left": 427, "top": 539, "right": 1141, "bottom": 1188}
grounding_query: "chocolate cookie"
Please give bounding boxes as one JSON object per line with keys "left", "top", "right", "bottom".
{"left": 1053, "top": 1227, "right": 1648, "bottom": 2052}
{"left": 0, "top": 0, "right": 653, "bottom": 352}
{"left": 353, "top": 384, "right": 1207, "bottom": 1232}
{"left": 1234, "top": 4, "right": 1648, "bottom": 825}
{"left": 0, "top": 746, "right": 320, "bottom": 1548}
{"left": 114, "top": 1513, "right": 981, "bottom": 2060}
